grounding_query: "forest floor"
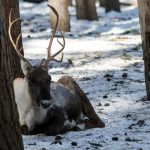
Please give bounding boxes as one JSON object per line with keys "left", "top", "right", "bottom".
{"left": 19, "top": 1, "right": 150, "bottom": 150}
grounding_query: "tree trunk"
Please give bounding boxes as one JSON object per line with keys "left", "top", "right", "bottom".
{"left": 105, "top": 0, "right": 120, "bottom": 13}
{"left": 49, "top": 0, "right": 70, "bottom": 32}
{"left": 76, "top": 0, "right": 98, "bottom": 20}
{"left": 138, "top": 0, "right": 150, "bottom": 100}
{"left": 2, "top": 0, "right": 23, "bottom": 80}
{"left": 68, "top": 0, "right": 73, "bottom": 6}
{"left": 0, "top": 0, "right": 24, "bottom": 149}
{"left": 99, "top": 0, "right": 105, "bottom": 7}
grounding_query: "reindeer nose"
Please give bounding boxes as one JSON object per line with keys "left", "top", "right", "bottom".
{"left": 41, "top": 99, "right": 52, "bottom": 109}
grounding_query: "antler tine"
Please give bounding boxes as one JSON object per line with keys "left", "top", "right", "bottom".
{"left": 47, "top": 4, "right": 59, "bottom": 62}
{"left": 8, "top": 9, "right": 27, "bottom": 62}
{"left": 50, "top": 31, "right": 65, "bottom": 62}
{"left": 16, "top": 33, "right": 22, "bottom": 50}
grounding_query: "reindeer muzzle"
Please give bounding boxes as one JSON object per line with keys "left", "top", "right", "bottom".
{"left": 41, "top": 100, "right": 52, "bottom": 109}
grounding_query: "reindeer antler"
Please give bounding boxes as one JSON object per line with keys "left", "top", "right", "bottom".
{"left": 8, "top": 9, "right": 30, "bottom": 63}
{"left": 47, "top": 4, "right": 65, "bottom": 64}
{"left": 8, "top": 5, "right": 65, "bottom": 67}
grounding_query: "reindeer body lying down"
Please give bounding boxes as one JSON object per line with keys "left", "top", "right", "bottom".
{"left": 13, "top": 60, "right": 105, "bottom": 135}
{"left": 9, "top": 5, "right": 105, "bottom": 136}
{"left": 13, "top": 72, "right": 83, "bottom": 133}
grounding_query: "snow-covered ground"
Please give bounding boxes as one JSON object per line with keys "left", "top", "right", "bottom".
{"left": 19, "top": 1, "right": 150, "bottom": 150}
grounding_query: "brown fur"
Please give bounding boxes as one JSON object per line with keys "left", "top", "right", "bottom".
{"left": 58, "top": 76, "right": 105, "bottom": 128}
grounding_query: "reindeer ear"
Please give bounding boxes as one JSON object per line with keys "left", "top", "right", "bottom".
{"left": 20, "top": 59, "right": 32, "bottom": 75}
{"left": 40, "top": 59, "right": 48, "bottom": 72}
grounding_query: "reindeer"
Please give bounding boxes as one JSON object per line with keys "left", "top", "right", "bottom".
{"left": 9, "top": 5, "right": 105, "bottom": 136}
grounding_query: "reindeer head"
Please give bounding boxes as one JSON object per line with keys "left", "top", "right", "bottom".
{"left": 9, "top": 5, "right": 65, "bottom": 109}
{"left": 20, "top": 58, "right": 52, "bottom": 108}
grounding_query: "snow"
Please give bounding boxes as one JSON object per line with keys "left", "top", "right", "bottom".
{"left": 18, "top": 1, "right": 150, "bottom": 150}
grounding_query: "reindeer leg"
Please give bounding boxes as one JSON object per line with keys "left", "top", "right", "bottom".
{"left": 57, "top": 76, "right": 105, "bottom": 128}
{"left": 30, "top": 106, "right": 73, "bottom": 136}
{"left": 45, "top": 106, "right": 78, "bottom": 135}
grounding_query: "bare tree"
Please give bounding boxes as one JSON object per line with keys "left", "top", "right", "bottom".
{"left": 138, "top": 0, "right": 150, "bottom": 100}
{"left": 76, "top": 0, "right": 98, "bottom": 20}
{"left": 49, "top": 0, "right": 70, "bottom": 32}
{"left": 105, "top": 0, "right": 120, "bottom": 13}
{"left": 0, "top": 0, "right": 24, "bottom": 149}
